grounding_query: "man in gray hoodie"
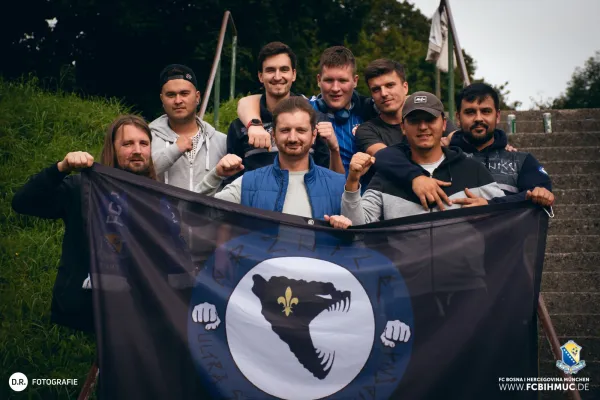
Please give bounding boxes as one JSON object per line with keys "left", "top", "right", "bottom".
{"left": 150, "top": 64, "right": 227, "bottom": 191}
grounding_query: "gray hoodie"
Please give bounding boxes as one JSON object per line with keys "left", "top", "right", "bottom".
{"left": 150, "top": 115, "right": 227, "bottom": 191}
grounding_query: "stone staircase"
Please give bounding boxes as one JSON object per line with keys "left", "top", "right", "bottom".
{"left": 505, "top": 109, "right": 600, "bottom": 400}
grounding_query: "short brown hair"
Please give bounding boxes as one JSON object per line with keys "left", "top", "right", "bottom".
{"left": 364, "top": 59, "right": 406, "bottom": 86}
{"left": 100, "top": 115, "right": 157, "bottom": 180}
{"left": 257, "top": 42, "right": 297, "bottom": 72}
{"left": 319, "top": 46, "right": 356, "bottom": 74}
{"left": 272, "top": 97, "right": 317, "bottom": 132}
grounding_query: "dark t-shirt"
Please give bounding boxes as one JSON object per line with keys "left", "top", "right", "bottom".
{"left": 355, "top": 117, "right": 403, "bottom": 153}
{"left": 356, "top": 116, "right": 459, "bottom": 154}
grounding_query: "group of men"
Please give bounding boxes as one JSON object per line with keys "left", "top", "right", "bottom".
{"left": 12, "top": 41, "right": 554, "bottom": 332}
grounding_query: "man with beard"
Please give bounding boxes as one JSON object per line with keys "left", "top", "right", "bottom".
{"left": 226, "top": 42, "right": 343, "bottom": 179}
{"left": 450, "top": 83, "right": 554, "bottom": 206}
{"left": 197, "top": 96, "right": 351, "bottom": 228}
{"left": 150, "top": 64, "right": 227, "bottom": 191}
{"left": 12, "top": 115, "right": 157, "bottom": 332}
{"left": 237, "top": 46, "right": 377, "bottom": 175}
{"left": 341, "top": 91, "right": 505, "bottom": 224}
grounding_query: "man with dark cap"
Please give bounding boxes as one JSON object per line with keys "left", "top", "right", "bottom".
{"left": 341, "top": 91, "right": 505, "bottom": 223}
{"left": 150, "top": 64, "right": 227, "bottom": 191}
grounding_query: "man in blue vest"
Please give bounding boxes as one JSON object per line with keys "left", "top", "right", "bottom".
{"left": 196, "top": 96, "right": 351, "bottom": 228}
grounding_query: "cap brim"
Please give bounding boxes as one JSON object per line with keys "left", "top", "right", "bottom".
{"left": 403, "top": 107, "right": 442, "bottom": 119}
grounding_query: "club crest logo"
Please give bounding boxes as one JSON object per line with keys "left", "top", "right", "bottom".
{"left": 188, "top": 228, "right": 413, "bottom": 399}
{"left": 414, "top": 96, "right": 427, "bottom": 104}
{"left": 556, "top": 340, "right": 586, "bottom": 374}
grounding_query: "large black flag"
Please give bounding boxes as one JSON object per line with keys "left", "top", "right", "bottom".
{"left": 82, "top": 164, "right": 547, "bottom": 400}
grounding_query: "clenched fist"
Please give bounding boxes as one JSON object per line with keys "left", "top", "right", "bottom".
{"left": 248, "top": 125, "right": 271, "bottom": 149}
{"left": 316, "top": 122, "right": 339, "bottom": 152}
{"left": 324, "top": 214, "right": 352, "bottom": 229}
{"left": 176, "top": 135, "right": 194, "bottom": 153}
{"left": 57, "top": 151, "right": 94, "bottom": 173}
{"left": 216, "top": 154, "right": 244, "bottom": 178}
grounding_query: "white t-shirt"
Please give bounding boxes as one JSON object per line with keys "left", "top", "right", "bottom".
{"left": 420, "top": 155, "right": 446, "bottom": 175}
{"left": 281, "top": 170, "right": 312, "bottom": 218}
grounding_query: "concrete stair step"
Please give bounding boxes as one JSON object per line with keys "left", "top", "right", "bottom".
{"left": 539, "top": 337, "right": 600, "bottom": 363}
{"left": 549, "top": 219, "right": 600, "bottom": 235}
{"left": 520, "top": 146, "right": 600, "bottom": 162}
{"left": 541, "top": 272, "right": 600, "bottom": 292}
{"left": 552, "top": 174, "right": 600, "bottom": 189}
{"left": 553, "top": 204, "right": 600, "bottom": 219}
{"left": 509, "top": 132, "right": 600, "bottom": 148}
{"left": 506, "top": 108, "right": 600, "bottom": 121}
{"left": 541, "top": 292, "right": 600, "bottom": 314}
{"left": 544, "top": 252, "right": 600, "bottom": 272}
{"left": 543, "top": 161, "right": 600, "bottom": 175}
{"left": 547, "top": 235, "right": 599, "bottom": 253}
{"left": 553, "top": 189, "right": 599, "bottom": 204}
{"left": 499, "top": 119, "right": 600, "bottom": 133}
{"left": 537, "top": 314, "right": 600, "bottom": 337}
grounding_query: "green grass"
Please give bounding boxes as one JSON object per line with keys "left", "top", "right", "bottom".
{"left": 0, "top": 77, "right": 129, "bottom": 399}
{"left": 0, "top": 78, "right": 239, "bottom": 399}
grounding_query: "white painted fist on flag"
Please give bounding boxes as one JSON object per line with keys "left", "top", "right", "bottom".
{"left": 380, "top": 320, "right": 411, "bottom": 347}
{"left": 191, "top": 302, "right": 221, "bottom": 330}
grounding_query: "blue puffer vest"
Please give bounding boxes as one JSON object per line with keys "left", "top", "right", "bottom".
{"left": 240, "top": 156, "right": 346, "bottom": 219}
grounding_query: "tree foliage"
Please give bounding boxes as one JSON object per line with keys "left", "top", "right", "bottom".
{"left": 1, "top": 0, "right": 511, "bottom": 118}
{"left": 552, "top": 51, "right": 600, "bottom": 109}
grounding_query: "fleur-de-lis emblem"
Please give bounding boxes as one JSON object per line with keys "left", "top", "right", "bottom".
{"left": 277, "top": 286, "right": 298, "bottom": 317}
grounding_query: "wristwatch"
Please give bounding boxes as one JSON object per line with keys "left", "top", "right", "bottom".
{"left": 246, "top": 119, "right": 263, "bottom": 130}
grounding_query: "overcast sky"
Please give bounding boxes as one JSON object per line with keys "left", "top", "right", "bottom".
{"left": 408, "top": 0, "right": 600, "bottom": 109}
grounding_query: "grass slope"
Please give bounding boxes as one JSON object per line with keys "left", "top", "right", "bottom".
{"left": 0, "top": 78, "right": 128, "bottom": 399}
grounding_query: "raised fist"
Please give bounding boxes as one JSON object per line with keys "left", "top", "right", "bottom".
{"left": 216, "top": 154, "right": 244, "bottom": 178}
{"left": 176, "top": 135, "right": 194, "bottom": 153}
{"left": 57, "top": 151, "right": 94, "bottom": 173}
{"left": 316, "top": 122, "right": 339, "bottom": 151}
{"left": 380, "top": 320, "right": 411, "bottom": 347}
{"left": 191, "top": 302, "right": 221, "bottom": 330}
{"left": 248, "top": 125, "right": 272, "bottom": 149}
{"left": 348, "top": 152, "right": 375, "bottom": 181}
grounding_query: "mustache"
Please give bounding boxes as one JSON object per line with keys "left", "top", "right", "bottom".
{"left": 470, "top": 121, "right": 489, "bottom": 131}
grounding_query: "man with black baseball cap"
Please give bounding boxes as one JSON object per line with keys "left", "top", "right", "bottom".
{"left": 150, "top": 64, "right": 227, "bottom": 191}
{"left": 341, "top": 91, "right": 505, "bottom": 223}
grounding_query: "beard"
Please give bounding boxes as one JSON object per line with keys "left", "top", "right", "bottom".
{"left": 463, "top": 122, "right": 495, "bottom": 146}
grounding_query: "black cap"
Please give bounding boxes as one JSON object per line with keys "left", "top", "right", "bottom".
{"left": 159, "top": 64, "right": 197, "bottom": 90}
{"left": 402, "top": 91, "right": 444, "bottom": 120}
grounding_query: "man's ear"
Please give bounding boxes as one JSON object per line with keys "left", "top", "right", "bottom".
{"left": 292, "top": 69, "right": 297, "bottom": 83}
{"left": 316, "top": 74, "right": 321, "bottom": 89}
{"left": 352, "top": 74, "right": 359, "bottom": 89}
{"left": 195, "top": 91, "right": 201, "bottom": 105}
{"left": 495, "top": 110, "right": 501, "bottom": 125}
{"left": 258, "top": 71, "right": 264, "bottom": 84}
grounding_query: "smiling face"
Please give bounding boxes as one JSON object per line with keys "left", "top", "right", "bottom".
{"left": 259, "top": 53, "right": 296, "bottom": 99}
{"left": 317, "top": 65, "right": 358, "bottom": 111}
{"left": 368, "top": 71, "right": 408, "bottom": 116}
{"left": 401, "top": 110, "right": 446, "bottom": 152}
{"left": 273, "top": 110, "right": 316, "bottom": 160}
{"left": 160, "top": 79, "right": 200, "bottom": 123}
{"left": 456, "top": 96, "right": 500, "bottom": 146}
{"left": 114, "top": 124, "right": 152, "bottom": 174}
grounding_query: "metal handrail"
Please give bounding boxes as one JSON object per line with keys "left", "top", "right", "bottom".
{"left": 198, "top": 11, "right": 237, "bottom": 126}
{"left": 442, "top": 0, "right": 470, "bottom": 87}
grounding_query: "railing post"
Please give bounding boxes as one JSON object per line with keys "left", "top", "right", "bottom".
{"left": 214, "top": 59, "right": 221, "bottom": 128}
{"left": 447, "top": 29, "right": 455, "bottom": 123}
{"left": 230, "top": 36, "right": 237, "bottom": 100}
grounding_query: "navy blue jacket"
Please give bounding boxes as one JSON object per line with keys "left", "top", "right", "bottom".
{"left": 450, "top": 130, "right": 552, "bottom": 203}
{"left": 240, "top": 155, "right": 346, "bottom": 219}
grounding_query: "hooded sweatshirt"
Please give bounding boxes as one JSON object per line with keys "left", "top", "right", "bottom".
{"left": 341, "top": 146, "right": 505, "bottom": 225}
{"left": 150, "top": 115, "right": 227, "bottom": 191}
{"left": 450, "top": 129, "right": 552, "bottom": 203}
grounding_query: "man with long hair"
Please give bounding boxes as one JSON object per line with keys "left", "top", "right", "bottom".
{"left": 12, "top": 114, "right": 157, "bottom": 332}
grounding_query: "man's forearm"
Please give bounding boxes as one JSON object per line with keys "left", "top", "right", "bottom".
{"left": 237, "top": 94, "right": 263, "bottom": 126}
{"left": 329, "top": 149, "right": 345, "bottom": 174}
{"left": 152, "top": 145, "right": 184, "bottom": 175}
